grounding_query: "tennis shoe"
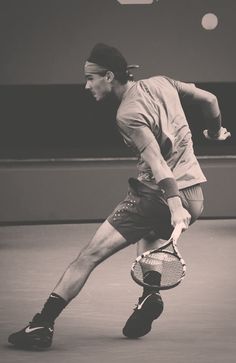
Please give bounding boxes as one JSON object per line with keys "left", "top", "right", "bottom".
{"left": 8, "top": 313, "right": 54, "bottom": 349}
{"left": 122, "top": 293, "right": 163, "bottom": 338}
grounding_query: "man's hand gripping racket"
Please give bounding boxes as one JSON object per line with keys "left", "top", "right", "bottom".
{"left": 131, "top": 223, "right": 186, "bottom": 290}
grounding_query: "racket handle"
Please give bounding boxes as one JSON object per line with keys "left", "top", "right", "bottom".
{"left": 171, "top": 223, "right": 185, "bottom": 242}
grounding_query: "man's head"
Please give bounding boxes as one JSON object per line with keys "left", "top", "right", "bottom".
{"left": 84, "top": 43, "right": 138, "bottom": 101}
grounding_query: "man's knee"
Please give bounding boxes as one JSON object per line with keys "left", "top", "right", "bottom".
{"left": 77, "top": 235, "right": 113, "bottom": 267}
{"left": 75, "top": 220, "right": 129, "bottom": 267}
{"left": 78, "top": 240, "right": 105, "bottom": 267}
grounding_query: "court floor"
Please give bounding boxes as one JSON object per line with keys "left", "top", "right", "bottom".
{"left": 0, "top": 219, "right": 236, "bottom": 363}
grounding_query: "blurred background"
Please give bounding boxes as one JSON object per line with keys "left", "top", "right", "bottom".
{"left": 0, "top": 0, "right": 235, "bottom": 222}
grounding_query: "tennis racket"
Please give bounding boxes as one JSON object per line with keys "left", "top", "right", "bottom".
{"left": 131, "top": 223, "right": 186, "bottom": 290}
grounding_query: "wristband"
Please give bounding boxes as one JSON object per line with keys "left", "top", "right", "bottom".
{"left": 207, "top": 113, "right": 222, "bottom": 138}
{"left": 158, "top": 178, "right": 180, "bottom": 199}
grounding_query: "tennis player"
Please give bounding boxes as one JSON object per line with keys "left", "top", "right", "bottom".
{"left": 8, "top": 43, "right": 231, "bottom": 348}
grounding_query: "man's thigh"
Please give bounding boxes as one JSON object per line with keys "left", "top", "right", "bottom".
{"left": 107, "top": 185, "right": 172, "bottom": 244}
{"left": 84, "top": 220, "right": 131, "bottom": 262}
{"left": 107, "top": 190, "right": 153, "bottom": 244}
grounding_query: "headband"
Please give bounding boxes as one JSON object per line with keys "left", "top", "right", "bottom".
{"left": 84, "top": 61, "right": 139, "bottom": 75}
{"left": 84, "top": 61, "right": 108, "bottom": 74}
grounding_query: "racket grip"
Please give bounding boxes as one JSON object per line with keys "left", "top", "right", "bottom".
{"left": 171, "top": 223, "right": 185, "bottom": 242}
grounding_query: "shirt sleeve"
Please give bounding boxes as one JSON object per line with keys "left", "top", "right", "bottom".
{"left": 165, "top": 77, "right": 220, "bottom": 118}
{"left": 164, "top": 77, "right": 197, "bottom": 100}
{"left": 117, "top": 112, "right": 157, "bottom": 153}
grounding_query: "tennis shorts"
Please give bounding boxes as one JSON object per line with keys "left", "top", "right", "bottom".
{"left": 107, "top": 177, "right": 204, "bottom": 244}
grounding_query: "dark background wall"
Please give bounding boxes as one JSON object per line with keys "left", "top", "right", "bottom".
{"left": 0, "top": 82, "right": 235, "bottom": 159}
{"left": 0, "top": 0, "right": 235, "bottom": 159}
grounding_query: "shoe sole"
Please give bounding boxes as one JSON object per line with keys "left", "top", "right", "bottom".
{"left": 8, "top": 335, "right": 52, "bottom": 350}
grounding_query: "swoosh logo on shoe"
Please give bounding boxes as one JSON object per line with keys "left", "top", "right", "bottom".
{"left": 137, "top": 295, "right": 151, "bottom": 310}
{"left": 25, "top": 326, "right": 44, "bottom": 333}
{"left": 137, "top": 293, "right": 161, "bottom": 310}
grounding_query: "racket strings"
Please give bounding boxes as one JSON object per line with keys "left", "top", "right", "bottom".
{"left": 133, "top": 251, "right": 184, "bottom": 288}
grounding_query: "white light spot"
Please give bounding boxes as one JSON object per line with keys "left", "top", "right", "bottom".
{"left": 201, "top": 13, "right": 218, "bottom": 30}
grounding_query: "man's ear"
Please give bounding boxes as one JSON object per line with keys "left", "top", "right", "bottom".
{"left": 105, "top": 71, "right": 115, "bottom": 82}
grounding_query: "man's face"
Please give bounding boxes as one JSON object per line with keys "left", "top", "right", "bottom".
{"left": 85, "top": 73, "right": 111, "bottom": 101}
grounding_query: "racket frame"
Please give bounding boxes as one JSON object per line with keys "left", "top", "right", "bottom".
{"left": 131, "top": 235, "right": 186, "bottom": 290}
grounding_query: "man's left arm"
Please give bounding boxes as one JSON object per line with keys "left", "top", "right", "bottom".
{"left": 175, "top": 80, "right": 231, "bottom": 141}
